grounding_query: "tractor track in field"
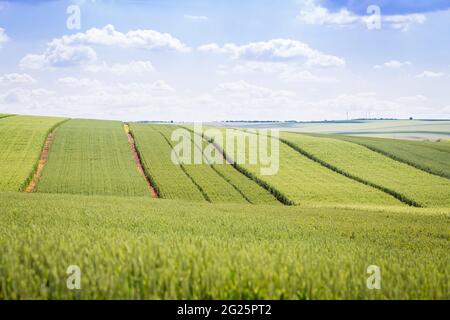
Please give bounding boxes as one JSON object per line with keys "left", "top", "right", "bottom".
{"left": 125, "top": 125, "right": 159, "bottom": 198}
{"left": 25, "top": 131, "right": 55, "bottom": 193}
{"left": 180, "top": 126, "right": 294, "bottom": 206}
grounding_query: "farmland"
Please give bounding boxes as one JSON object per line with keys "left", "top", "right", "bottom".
{"left": 281, "top": 132, "right": 450, "bottom": 207}
{"left": 35, "top": 119, "right": 150, "bottom": 197}
{"left": 328, "top": 134, "right": 450, "bottom": 179}
{"left": 0, "top": 192, "right": 448, "bottom": 300}
{"left": 131, "top": 124, "right": 278, "bottom": 204}
{"left": 211, "top": 128, "right": 403, "bottom": 207}
{"left": 0, "top": 115, "right": 66, "bottom": 192}
{"left": 0, "top": 115, "right": 449, "bottom": 300}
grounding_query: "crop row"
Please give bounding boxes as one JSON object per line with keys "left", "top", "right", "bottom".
{"left": 35, "top": 119, "right": 150, "bottom": 197}
{"left": 326, "top": 134, "right": 450, "bottom": 180}
{"left": 0, "top": 115, "right": 67, "bottom": 192}
{"left": 281, "top": 132, "right": 450, "bottom": 208}
{"left": 212, "top": 128, "right": 402, "bottom": 207}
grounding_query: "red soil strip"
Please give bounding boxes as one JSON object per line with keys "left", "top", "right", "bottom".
{"left": 127, "top": 132, "right": 158, "bottom": 198}
{"left": 26, "top": 131, "right": 55, "bottom": 193}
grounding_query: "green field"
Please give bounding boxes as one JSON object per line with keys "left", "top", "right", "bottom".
{"left": 131, "top": 124, "right": 278, "bottom": 204}
{"left": 212, "top": 129, "right": 403, "bottom": 207}
{"left": 36, "top": 119, "right": 150, "bottom": 197}
{"left": 0, "top": 115, "right": 449, "bottom": 300}
{"left": 130, "top": 124, "right": 206, "bottom": 201}
{"left": 328, "top": 135, "right": 450, "bottom": 179}
{"left": 281, "top": 133, "right": 450, "bottom": 207}
{"left": 0, "top": 192, "right": 448, "bottom": 300}
{"left": 0, "top": 115, "right": 66, "bottom": 192}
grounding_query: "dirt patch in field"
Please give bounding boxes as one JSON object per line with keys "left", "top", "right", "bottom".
{"left": 126, "top": 131, "right": 158, "bottom": 198}
{"left": 26, "top": 131, "right": 55, "bottom": 193}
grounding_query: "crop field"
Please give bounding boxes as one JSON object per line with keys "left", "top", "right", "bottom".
{"left": 212, "top": 129, "right": 403, "bottom": 207}
{"left": 129, "top": 124, "right": 206, "bottom": 201}
{"left": 281, "top": 132, "right": 450, "bottom": 207}
{"left": 0, "top": 115, "right": 449, "bottom": 301}
{"left": 35, "top": 119, "right": 150, "bottom": 197}
{"left": 329, "top": 135, "right": 450, "bottom": 179}
{"left": 0, "top": 192, "right": 448, "bottom": 300}
{"left": 131, "top": 124, "right": 278, "bottom": 204}
{"left": 0, "top": 115, "right": 66, "bottom": 192}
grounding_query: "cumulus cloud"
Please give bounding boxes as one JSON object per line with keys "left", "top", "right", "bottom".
{"left": 0, "top": 27, "right": 9, "bottom": 47}
{"left": 56, "top": 24, "right": 190, "bottom": 52}
{"left": 297, "top": 0, "right": 426, "bottom": 31}
{"left": 84, "top": 60, "right": 155, "bottom": 75}
{"left": 198, "top": 39, "right": 345, "bottom": 67}
{"left": 218, "top": 61, "right": 336, "bottom": 83}
{"left": 374, "top": 60, "right": 412, "bottom": 69}
{"left": 20, "top": 25, "right": 189, "bottom": 69}
{"left": 0, "top": 73, "right": 36, "bottom": 84}
{"left": 416, "top": 70, "right": 445, "bottom": 78}
{"left": 20, "top": 44, "right": 97, "bottom": 69}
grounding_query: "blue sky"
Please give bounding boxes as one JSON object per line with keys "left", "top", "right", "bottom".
{"left": 0, "top": 0, "right": 449, "bottom": 121}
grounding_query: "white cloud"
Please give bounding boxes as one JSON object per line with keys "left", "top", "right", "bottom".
{"left": 215, "top": 80, "right": 296, "bottom": 98}
{"left": 84, "top": 60, "right": 155, "bottom": 75}
{"left": 0, "top": 27, "right": 9, "bottom": 47}
{"left": 20, "top": 44, "right": 97, "bottom": 69}
{"left": 20, "top": 24, "right": 189, "bottom": 70}
{"left": 219, "top": 61, "right": 336, "bottom": 83}
{"left": 297, "top": 0, "right": 426, "bottom": 31}
{"left": 397, "top": 95, "right": 428, "bottom": 102}
{"left": 184, "top": 14, "right": 208, "bottom": 21}
{"left": 416, "top": 70, "right": 445, "bottom": 78}
{"left": 198, "top": 39, "right": 345, "bottom": 67}
{"left": 384, "top": 14, "right": 426, "bottom": 31}
{"left": 57, "top": 77, "right": 102, "bottom": 88}
{"left": 374, "top": 60, "right": 412, "bottom": 69}
{"left": 0, "top": 73, "right": 36, "bottom": 84}
{"left": 116, "top": 80, "right": 175, "bottom": 93}
{"left": 57, "top": 24, "right": 190, "bottom": 52}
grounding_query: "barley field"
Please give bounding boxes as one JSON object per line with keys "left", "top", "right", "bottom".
{"left": 0, "top": 115, "right": 66, "bottom": 192}
{"left": 0, "top": 115, "right": 449, "bottom": 300}
{"left": 35, "top": 119, "right": 150, "bottom": 197}
{"left": 281, "top": 132, "right": 450, "bottom": 207}
{"left": 0, "top": 192, "right": 448, "bottom": 300}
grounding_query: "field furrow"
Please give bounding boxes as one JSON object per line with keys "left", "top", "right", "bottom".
{"left": 282, "top": 133, "right": 450, "bottom": 207}
{"left": 129, "top": 124, "right": 206, "bottom": 201}
{"left": 214, "top": 129, "right": 403, "bottom": 207}
{"left": 35, "top": 119, "right": 150, "bottom": 197}
{"left": 155, "top": 125, "right": 249, "bottom": 204}
{"left": 0, "top": 115, "right": 66, "bottom": 192}
{"left": 326, "top": 134, "right": 450, "bottom": 179}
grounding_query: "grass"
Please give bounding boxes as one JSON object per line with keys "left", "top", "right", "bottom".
{"left": 0, "top": 115, "right": 66, "bottom": 192}
{"left": 281, "top": 133, "right": 450, "bottom": 208}
{"left": 35, "top": 119, "right": 150, "bottom": 197}
{"left": 215, "top": 129, "right": 403, "bottom": 207}
{"left": 0, "top": 192, "right": 448, "bottom": 299}
{"left": 329, "top": 134, "right": 450, "bottom": 179}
